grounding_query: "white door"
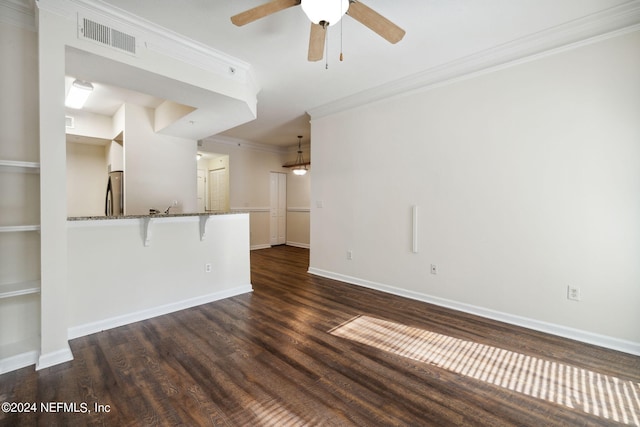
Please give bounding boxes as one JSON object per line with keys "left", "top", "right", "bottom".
{"left": 270, "top": 172, "right": 287, "bottom": 245}
{"left": 277, "top": 173, "right": 287, "bottom": 243}
{"left": 197, "top": 169, "right": 206, "bottom": 212}
{"left": 208, "top": 168, "right": 227, "bottom": 212}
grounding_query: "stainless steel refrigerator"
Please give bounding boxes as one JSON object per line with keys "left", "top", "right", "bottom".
{"left": 105, "top": 170, "right": 124, "bottom": 216}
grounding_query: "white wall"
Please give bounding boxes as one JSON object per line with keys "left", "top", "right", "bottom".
{"left": 38, "top": 3, "right": 73, "bottom": 366}
{"left": 66, "top": 141, "right": 107, "bottom": 217}
{"left": 67, "top": 214, "right": 251, "bottom": 336}
{"left": 107, "top": 140, "right": 123, "bottom": 172}
{"left": 200, "top": 138, "right": 288, "bottom": 249}
{"left": 65, "top": 109, "right": 113, "bottom": 140}
{"left": 287, "top": 167, "right": 310, "bottom": 248}
{"left": 0, "top": 21, "right": 39, "bottom": 163}
{"left": 124, "top": 104, "right": 197, "bottom": 215}
{"left": 154, "top": 100, "right": 196, "bottom": 133}
{"left": 309, "top": 31, "right": 640, "bottom": 352}
{"left": 200, "top": 138, "right": 312, "bottom": 249}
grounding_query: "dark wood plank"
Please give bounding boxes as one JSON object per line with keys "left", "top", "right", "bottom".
{"left": 1, "top": 246, "right": 638, "bottom": 426}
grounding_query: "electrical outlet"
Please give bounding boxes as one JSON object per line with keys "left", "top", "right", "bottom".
{"left": 205, "top": 263, "right": 212, "bottom": 273}
{"left": 567, "top": 285, "right": 580, "bottom": 301}
{"left": 347, "top": 250, "right": 353, "bottom": 260}
{"left": 430, "top": 264, "right": 437, "bottom": 275}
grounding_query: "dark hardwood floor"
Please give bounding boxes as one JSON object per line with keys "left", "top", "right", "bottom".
{"left": 1, "top": 246, "right": 638, "bottom": 426}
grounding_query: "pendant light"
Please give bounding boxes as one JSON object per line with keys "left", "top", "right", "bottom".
{"left": 293, "top": 135, "right": 308, "bottom": 176}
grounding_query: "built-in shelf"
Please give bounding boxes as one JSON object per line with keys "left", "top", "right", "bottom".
{"left": 0, "top": 225, "right": 40, "bottom": 233}
{"left": 0, "top": 159, "right": 40, "bottom": 172}
{"left": 0, "top": 280, "right": 41, "bottom": 299}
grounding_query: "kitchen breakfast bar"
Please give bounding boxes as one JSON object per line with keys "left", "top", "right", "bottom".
{"left": 65, "top": 212, "right": 252, "bottom": 340}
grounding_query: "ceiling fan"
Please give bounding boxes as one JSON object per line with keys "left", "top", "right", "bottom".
{"left": 231, "top": 0, "right": 405, "bottom": 62}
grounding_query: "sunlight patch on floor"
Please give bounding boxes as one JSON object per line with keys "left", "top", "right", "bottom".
{"left": 246, "top": 400, "right": 308, "bottom": 427}
{"left": 329, "top": 315, "right": 640, "bottom": 426}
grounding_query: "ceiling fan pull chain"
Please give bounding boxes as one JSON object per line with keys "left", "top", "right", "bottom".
{"left": 340, "top": 12, "right": 344, "bottom": 61}
{"left": 325, "top": 24, "right": 329, "bottom": 69}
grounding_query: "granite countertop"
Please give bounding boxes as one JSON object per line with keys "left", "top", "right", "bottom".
{"left": 68, "top": 211, "right": 244, "bottom": 221}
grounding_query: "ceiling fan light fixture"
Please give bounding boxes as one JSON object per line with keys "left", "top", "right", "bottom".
{"left": 301, "top": 0, "right": 349, "bottom": 26}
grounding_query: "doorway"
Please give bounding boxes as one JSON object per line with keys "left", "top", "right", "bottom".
{"left": 197, "top": 153, "right": 229, "bottom": 213}
{"left": 270, "top": 172, "right": 287, "bottom": 245}
{"left": 197, "top": 169, "right": 206, "bottom": 212}
{"left": 208, "top": 168, "right": 228, "bottom": 212}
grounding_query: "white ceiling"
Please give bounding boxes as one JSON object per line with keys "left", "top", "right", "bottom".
{"left": 83, "top": 0, "right": 633, "bottom": 146}
{"left": 64, "top": 75, "right": 164, "bottom": 117}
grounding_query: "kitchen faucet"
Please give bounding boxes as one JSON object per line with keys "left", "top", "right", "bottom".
{"left": 160, "top": 201, "right": 177, "bottom": 215}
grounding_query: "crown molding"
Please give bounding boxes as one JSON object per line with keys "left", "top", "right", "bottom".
{"left": 202, "top": 135, "right": 289, "bottom": 155}
{"left": 199, "top": 133, "right": 308, "bottom": 153}
{"left": 308, "top": 1, "right": 640, "bottom": 119}
{"left": 35, "top": 0, "right": 260, "bottom": 95}
{"left": 0, "top": 0, "right": 36, "bottom": 31}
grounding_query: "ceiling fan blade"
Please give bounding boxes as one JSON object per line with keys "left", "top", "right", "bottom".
{"left": 231, "top": 0, "right": 301, "bottom": 26}
{"left": 308, "top": 22, "right": 326, "bottom": 62}
{"left": 347, "top": 1, "right": 405, "bottom": 44}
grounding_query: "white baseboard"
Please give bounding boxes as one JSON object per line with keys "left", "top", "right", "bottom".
{"left": 251, "top": 244, "right": 272, "bottom": 250}
{"left": 0, "top": 336, "right": 41, "bottom": 374}
{"left": 0, "top": 350, "right": 38, "bottom": 374}
{"left": 308, "top": 267, "right": 640, "bottom": 356}
{"left": 68, "top": 285, "right": 253, "bottom": 340}
{"left": 37, "top": 345, "right": 74, "bottom": 371}
{"left": 286, "top": 241, "right": 310, "bottom": 249}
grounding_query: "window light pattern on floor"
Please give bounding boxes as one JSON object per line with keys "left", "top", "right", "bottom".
{"left": 244, "top": 400, "right": 309, "bottom": 426}
{"left": 329, "top": 315, "right": 640, "bottom": 426}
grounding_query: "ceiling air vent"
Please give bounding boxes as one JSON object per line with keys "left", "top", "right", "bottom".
{"left": 79, "top": 17, "right": 136, "bottom": 55}
{"left": 65, "top": 116, "right": 74, "bottom": 128}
